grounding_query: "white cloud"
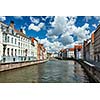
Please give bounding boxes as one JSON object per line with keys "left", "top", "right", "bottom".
{"left": 28, "top": 24, "right": 40, "bottom": 32}
{"left": 37, "top": 16, "right": 91, "bottom": 53}
{"left": 36, "top": 37, "right": 64, "bottom": 53}
{"left": 59, "top": 32, "right": 74, "bottom": 46}
{"left": 28, "top": 22, "right": 44, "bottom": 32}
{"left": 51, "top": 16, "right": 68, "bottom": 35}
{"left": 92, "top": 24, "right": 97, "bottom": 28}
{"left": 30, "top": 16, "right": 40, "bottom": 24}
{"left": 73, "top": 23, "right": 90, "bottom": 40}
{"left": 60, "top": 35, "right": 74, "bottom": 46}
{"left": 47, "top": 17, "right": 67, "bottom": 37}
{"left": 14, "top": 16, "right": 23, "bottom": 19}
{"left": 46, "top": 16, "right": 89, "bottom": 47}
{"left": 0, "top": 16, "right": 6, "bottom": 21}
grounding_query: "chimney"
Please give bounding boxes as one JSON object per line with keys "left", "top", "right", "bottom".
{"left": 20, "top": 29, "right": 23, "bottom": 33}
{"left": 10, "top": 21, "right": 14, "bottom": 29}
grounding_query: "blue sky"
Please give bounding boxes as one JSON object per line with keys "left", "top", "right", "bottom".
{"left": 0, "top": 16, "right": 100, "bottom": 52}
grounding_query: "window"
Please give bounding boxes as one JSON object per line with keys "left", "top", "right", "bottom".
{"left": 13, "top": 58, "right": 15, "bottom": 62}
{"left": 18, "top": 49, "right": 20, "bottom": 55}
{"left": 15, "top": 39, "right": 17, "bottom": 44}
{"left": 11, "top": 37, "right": 13, "bottom": 43}
{"left": 23, "top": 50, "right": 24, "bottom": 55}
{"left": 3, "top": 47, "right": 6, "bottom": 56}
{"left": 15, "top": 49, "right": 17, "bottom": 56}
{"left": 21, "top": 50, "right": 22, "bottom": 55}
{"left": 7, "top": 36, "right": 10, "bottom": 42}
{"left": 3, "top": 58, "right": 6, "bottom": 62}
{"left": 11, "top": 49, "right": 13, "bottom": 56}
{"left": 7, "top": 48, "right": 10, "bottom": 56}
{"left": 18, "top": 42, "right": 20, "bottom": 47}
{"left": 28, "top": 57, "right": 30, "bottom": 61}
{"left": 3, "top": 34, "right": 7, "bottom": 42}
{"left": 21, "top": 43, "right": 22, "bottom": 47}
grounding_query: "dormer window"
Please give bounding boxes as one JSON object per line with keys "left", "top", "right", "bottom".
{"left": 9, "top": 28, "right": 12, "bottom": 33}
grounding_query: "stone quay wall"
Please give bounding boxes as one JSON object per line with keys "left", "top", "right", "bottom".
{"left": 76, "top": 59, "right": 100, "bottom": 82}
{"left": 0, "top": 59, "right": 48, "bottom": 72}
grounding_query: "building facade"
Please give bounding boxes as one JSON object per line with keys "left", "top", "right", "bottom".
{"left": 94, "top": 25, "right": 100, "bottom": 62}
{"left": 31, "top": 37, "right": 38, "bottom": 60}
{"left": 37, "top": 44, "right": 47, "bottom": 60}
{"left": 0, "top": 21, "right": 47, "bottom": 63}
{"left": 90, "top": 33, "right": 94, "bottom": 61}
{"left": 74, "top": 45, "right": 82, "bottom": 59}
{"left": 0, "top": 21, "right": 20, "bottom": 62}
{"left": 58, "top": 49, "right": 67, "bottom": 59}
{"left": 67, "top": 48, "right": 75, "bottom": 58}
{"left": 83, "top": 38, "right": 91, "bottom": 61}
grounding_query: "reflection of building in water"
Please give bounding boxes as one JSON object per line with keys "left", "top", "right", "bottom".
{"left": 74, "top": 62, "right": 88, "bottom": 82}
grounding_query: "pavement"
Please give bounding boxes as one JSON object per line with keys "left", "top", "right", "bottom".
{"left": 85, "top": 60, "right": 100, "bottom": 68}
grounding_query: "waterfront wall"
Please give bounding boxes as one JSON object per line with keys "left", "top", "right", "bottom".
{"left": 0, "top": 59, "right": 48, "bottom": 72}
{"left": 56, "top": 57, "right": 100, "bottom": 82}
{"left": 77, "top": 60, "right": 100, "bottom": 82}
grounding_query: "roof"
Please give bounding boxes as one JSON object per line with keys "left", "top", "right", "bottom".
{"left": 14, "top": 29, "right": 19, "bottom": 33}
{"left": 69, "top": 48, "right": 74, "bottom": 51}
{"left": 0, "top": 21, "right": 28, "bottom": 38}
{"left": 17, "top": 32, "right": 28, "bottom": 38}
{"left": 74, "top": 45, "right": 82, "bottom": 49}
{"left": 30, "top": 37, "right": 38, "bottom": 43}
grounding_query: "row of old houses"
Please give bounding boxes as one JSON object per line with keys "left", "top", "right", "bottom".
{"left": 0, "top": 21, "right": 47, "bottom": 63}
{"left": 83, "top": 25, "right": 100, "bottom": 62}
{"left": 58, "top": 24, "right": 100, "bottom": 63}
{"left": 58, "top": 44, "right": 83, "bottom": 59}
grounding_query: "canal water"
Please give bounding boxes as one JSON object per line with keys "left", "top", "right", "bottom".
{"left": 0, "top": 60, "right": 94, "bottom": 83}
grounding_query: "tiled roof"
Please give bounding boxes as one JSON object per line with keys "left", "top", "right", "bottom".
{"left": 69, "top": 48, "right": 74, "bottom": 51}
{"left": 74, "top": 45, "right": 82, "bottom": 49}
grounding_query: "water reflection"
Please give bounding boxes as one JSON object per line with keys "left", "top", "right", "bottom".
{"left": 0, "top": 60, "right": 93, "bottom": 83}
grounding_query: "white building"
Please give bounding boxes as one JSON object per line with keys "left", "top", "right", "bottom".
{"left": 67, "top": 48, "right": 75, "bottom": 58}
{"left": 0, "top": 21, "right": 34, "bottom": 63}
{"left": 74, "top": 45, "right": 83, "bottom": 59}
{"left": 17, "top": 29, "right": 33, "bottom": 61}
{"left": 0, "top": 21, "right": 20, "bottom": 62}
{"left": 31, "top": 37, "right": 38, "bottom": 60}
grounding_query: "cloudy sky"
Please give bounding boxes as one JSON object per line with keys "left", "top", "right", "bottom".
{"left": 0, "top": 16, "right": 100, "bottom": 53}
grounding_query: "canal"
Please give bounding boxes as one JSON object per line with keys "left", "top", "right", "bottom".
{"left": 0, "top": 60, "right": 94, "bottom": 83}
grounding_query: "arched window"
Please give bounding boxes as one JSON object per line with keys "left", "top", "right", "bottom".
{"left": 11, "top": 37, "right": 13, "bottom": 43}
{"left": 11, "top": 49, "right": 13, "bottom": 56}
{"left": 15, "top": 38, "right": 17, "bottom": 44}
{"left": 7, "top": 36, "right": 10, "bottom": 42}
{"left": 7, "top": 48, "right": 10, "bottom": 56}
